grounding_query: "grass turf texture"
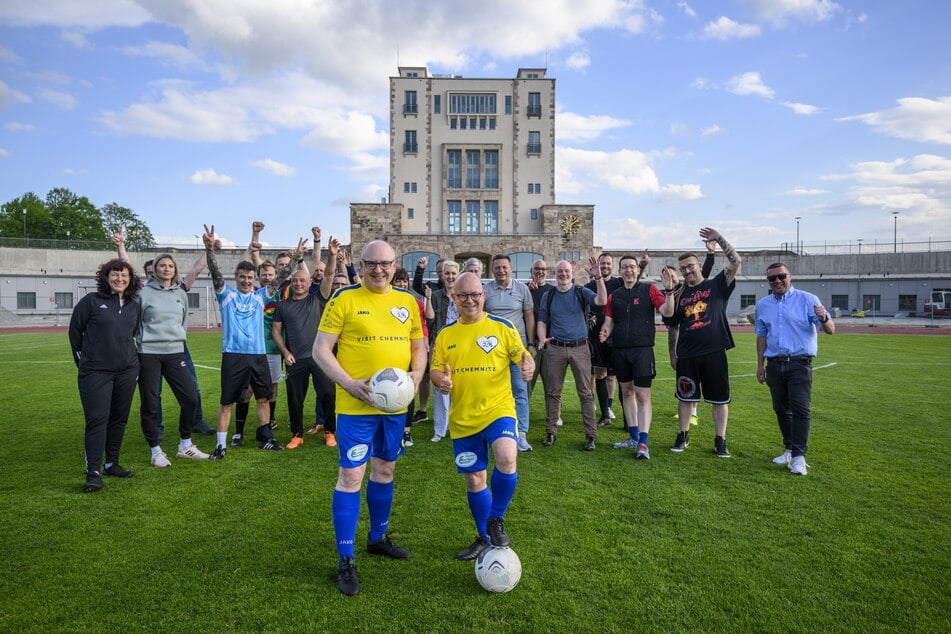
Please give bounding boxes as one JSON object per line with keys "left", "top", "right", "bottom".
{"left": 0, "top": 331, "right": 948, "bottom": 632}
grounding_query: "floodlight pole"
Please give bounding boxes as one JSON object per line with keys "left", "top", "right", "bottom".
{"left": 892, "top": 211, "right": 899, "bottom": 253}
{"left": 795, "top": 216, "right": 801, "bottom": 255}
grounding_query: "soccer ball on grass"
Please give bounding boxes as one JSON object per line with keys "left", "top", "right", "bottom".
{"left": 475, "top": 546, "right": 522, "bottom": 593}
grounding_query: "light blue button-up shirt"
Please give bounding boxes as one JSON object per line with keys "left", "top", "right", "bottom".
{"left": 754, "top": 286, "right": 822, "bottom": 357}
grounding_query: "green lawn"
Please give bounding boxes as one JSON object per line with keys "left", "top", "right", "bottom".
{"left": 1, "top": 331, "right": 948, "bottom": 632}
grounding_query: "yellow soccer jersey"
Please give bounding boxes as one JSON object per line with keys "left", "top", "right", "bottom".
{"left": 319, "top": 284, "right": 423, "bottom": 415}
{"left": 431, "top": 313, "right": 525, "bottom": 438}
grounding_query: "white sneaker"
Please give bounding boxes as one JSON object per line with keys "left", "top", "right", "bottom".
{"left": 789, "top": 455, "right": 809, "bottom": 476}
{"left": 176, "top": 445, "right": 210, "bottom": 460}
{"left": 431, "top": 435, "right": 442, "bottom": 442}
{"left": 151, "top": 450, "right": 171, "bottom": 468}
{"left": 773, "top": 449, "right": 792, "bottom": 465}
{"left": 516, "top": 432, "right": 533, "bottom": 452}
{"left": 607, "top": 409, "right": 615, "bottom": 419}
{"left": 555, "top": 417, "right": 563, "bottom": 427}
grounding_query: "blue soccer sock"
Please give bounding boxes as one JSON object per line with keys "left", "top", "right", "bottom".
{"left": 489, "top": 468, "right": 517, "bottom": 518}
{"left": 639, "top": 431, "right": 649, "bottom": 445}
{"left": 467, "top": 487, "right": 492, "bottom": 537}
{"left": 366, "top": 480, "right": 394, "bottom": 542}
{"left": 629, "top": 425, "right": 639, "bottom": 440}
{"left": 332, "top": 489, "right": 361, "bottom": 558}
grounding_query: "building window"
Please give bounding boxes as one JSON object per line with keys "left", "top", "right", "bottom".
{"left": 535, "top": 182, "right": 541, "bottom": 193}
{"left": 469, "top": 117, "right": 476, "bottom": 129}
{"left": 530, "top": 208, "right": 538, "bottom": 220}
{"left": 433, "top": 94, "right": 441, "bottom": 114}
{"left": 448, "top": 201, "right": 461, "bottom": 234}
{"left": 404, "top": 182, "right": 410, "bottom": 193}
{"left": 526, "top": 72, "right": 539, "bottom": 79}
{"left": 447, "top": 150, "right": 462, "bottom": 188}
{"left": 484, "top": 151, "right": 499, "bottom": 189}
{"left": 187, "top": 292, "right": 200, "bottom": 309}
{"left": 479, "top": 117, "right": 487, "bottom": 129}
{"left": 448, "top": 93, "right": 497, "bottom": 114}
{"left": 528, "top": 183, "right": 534, "bottom": 194}
{"left": 489, "top": 118, "right": 496, "bottom": 130}
{"left": 831, "top": 294, "right": 849, "bottom": 311}
{"left": 406, "top": 71, "right": 418, "bottom": 77}
{"left": 466, "top": 201, "right": 480, "bottom": 234}
{"left": 450, "top": 117, "right": 457, "bottom": 129}
{"left": 404, "top": 130, "right": 417, "bottom": 153}
{"left": 899, "top": 294, "right": 917, "bottom": 311}
{"left": 411, "top": 182, "right": 417, "bottom": 193}
{"left": 505, "top": 95, "right": 512, "bottom": 114}
{"left": 407, "top": 208, "right": 414, "bottom": 219}
{"left": 527, "top": 92, "right": 541, "bottom": 117}
{"left": 460, "top": 117, "right": 467, "bottom": 130}
{"left": 466, "top": 150, "right": 480, "bottom": 188}
{"left": 484, "top": 201, "right": 498, "bottom": 234}
{"left": 402, "top": 250, "right": 441, "bottom": 276}
{"left": 54, "top": 292, "right": 73, "bottom": 309}
{"left": 404, "top": 91, "right": 417, "bottom": 114}
{"left": 740, "top": 294, "right": 756, "bottom": 309}
{"left": 559, "top": 251, "right": 581, "bottom": 262}
{"left": 527, "top": 131, "right": 541, "bottom": 155}
{"left": 862, "top": 295, "right": 881, "bottom": 313}
{"left": 17, "top": 292, "right": 36, "bottom": 309}
{"left": 510, "top": 252, "right": 543, "bottom": 279}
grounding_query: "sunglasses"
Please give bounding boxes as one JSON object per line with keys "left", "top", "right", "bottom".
{"left": 767, "top": 273, "right": 789, "bottom": 282}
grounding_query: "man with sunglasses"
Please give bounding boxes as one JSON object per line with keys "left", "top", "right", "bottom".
{"left": 755, "top": 263, "right": 834, "bottom": 476}
{"left": 314, "top": 240, "right": 427, "bottom": 596}
{"left": 668, "top": 227, "right": 742, "bottom": 458}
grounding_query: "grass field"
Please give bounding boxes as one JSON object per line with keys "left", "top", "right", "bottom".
{"left": 1, "top": 330, "right": 949, "bottom": 632}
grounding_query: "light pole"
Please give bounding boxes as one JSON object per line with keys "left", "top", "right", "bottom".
{"left": 857, "top": 238, "right": 863, "bottom": 254}
{"left": 22, "top": 208, "right": 27, "bottom": 243}
{"left": 66, "top": 230, "right": 70, "bottom": 249}
{"left": 892, "top": 211, "right": 899, "bottom": 253}
{"left": 795, "top": 216, "right": 801, "bottom": 254}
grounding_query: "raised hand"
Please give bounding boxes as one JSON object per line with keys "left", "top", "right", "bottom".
{"left": 418, "top": 255, "right": 429, "bottom": 268}
{"left": 252, "top": 221, "right": 265, "bottom": 233}
{"left": 202, "top": 224, "right": 217, "bottom": 250}
{"left": 311, "top": 226, "right": 321, "bottom": 244}
{"left": 328, "top": 236, "right": 340, "bottom": 255}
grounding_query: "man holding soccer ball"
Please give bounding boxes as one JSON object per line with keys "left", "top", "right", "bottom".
{"left": 314, "top": 240, "right": 427, "bottom": 596}
{"left": 430, "top": 272, "right": 535, "bottom": 561}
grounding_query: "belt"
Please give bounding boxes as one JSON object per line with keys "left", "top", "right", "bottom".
{"left": 767, "top": 355, "right": 813, "bottom": 364}
{"left": 550, "top": 339, "right": 588, "bottom": 348}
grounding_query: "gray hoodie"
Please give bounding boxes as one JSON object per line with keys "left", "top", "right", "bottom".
{"left": 138, "top": 277, "right": 189, "bottom": 354}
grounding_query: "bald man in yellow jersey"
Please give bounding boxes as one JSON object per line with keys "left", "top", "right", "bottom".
{"left": 431, "top": 272, "right": 535, "bottom": 561}
{"left": 314, "top": 240, "right": 427, "bottom": 596}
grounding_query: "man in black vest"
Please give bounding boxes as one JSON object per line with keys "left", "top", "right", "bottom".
{"left": 599, "top": 256, "right": 676, "bottom": 459}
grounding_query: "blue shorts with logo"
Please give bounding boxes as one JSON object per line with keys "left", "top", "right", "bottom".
{"left": 452, "top": 416, "right": 517, "bottom": 473}
{"left": 336, "top": 413, "right": 406, "bottom": 468}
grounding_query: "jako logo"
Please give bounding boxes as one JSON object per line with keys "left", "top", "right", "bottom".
{"left": 348, "top": 444, "right": 370, "bottom": 462}
{"left": 456, "top": 451, "right": 478, "bottom": 468}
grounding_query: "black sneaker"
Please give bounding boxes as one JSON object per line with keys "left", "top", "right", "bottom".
{"left": 542, "top": 432, "right": 556, "bottom": 446}
{"left": 715, "top": 436, "right": 731, "bottom": 458}
{"left": 193, "top": 420, "right": 215, "bottom": 436}
{"left": 337, "top": 556, "right": 360, "bottom": 596}
{"left": 230, "top": 434, "right": 243, "bottom": 447}
{"left": 486, "top": 516, "right": 510, "bottom": 547}
{"left": 210, "top": 445, "right": 227, "bottom": 461}
{"left": 411, "top": 410, "right": 428, "bottom": 424}
{"left": 103, "top": 464, "right": 134, "bottom": 478}
{"left": 597, "top": 416, "right": 611, "bottom": 428}
{"left": 367, "top": 533, "right": 411, "bottom": 559}
{"left": 259, "top": 437, "right": 284, "bottom": 451}
{"left": 403, "top": 431, "right": 414, "bottom": 447}
{"left": 82, "top": 470, "right": 103, "bottom": 493}
{"left": 456, "top": 536, "right": 490, "bottom": 561}
{"left": 671, "top": 431, "right": 689, "bottom": 453}
{"left": 583, "top": 436, "right": 596, "bottom": 451}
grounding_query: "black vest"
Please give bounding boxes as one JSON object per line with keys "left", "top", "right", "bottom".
{"left": 607, "top": 282, "right": 656, "bottom": 348}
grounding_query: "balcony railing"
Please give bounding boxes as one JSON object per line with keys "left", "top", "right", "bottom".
{"left": 526, "top": 143, "right": 541, "bottom": 155}
{"left": 404, "top": 143, "right": 418, "bottom": 153}
{"left": 527, "top": 104, "right": 542, "bottom": 116}
{"left": 403, "top": 103, "right": 418, "bottom": 114}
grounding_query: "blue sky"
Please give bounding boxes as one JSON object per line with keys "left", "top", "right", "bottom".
{"left": 1, "top": 0, "right": 949, "bottom": 252}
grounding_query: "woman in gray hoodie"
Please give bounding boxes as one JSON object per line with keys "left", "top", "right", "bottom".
{"left": 138, "top": 254, "right": 209, "bottom": 465}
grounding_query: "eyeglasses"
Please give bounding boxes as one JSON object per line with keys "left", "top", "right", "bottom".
{"left": 453, "top": 292, "right": 484, "bottom": 302}
{"left": 767, "top": 273, "right": 789, "bottom": 282}
{"left": 532, "top": 267, "right": 547, "bottom": 271}
{"left": 679, "top": 264, "right": 697, "bottom": 273}
{"left": 362, "top": 260, "right": 394, "bottom": 271}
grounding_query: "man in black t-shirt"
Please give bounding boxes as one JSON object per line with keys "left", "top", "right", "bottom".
{"left": 667, "top": 227, "right": 742, "bottom": 458}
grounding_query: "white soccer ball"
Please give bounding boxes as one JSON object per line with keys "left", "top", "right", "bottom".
{"left": 368, "top": 367, "right": 415, "bottom": 413}
{"left": 475, "top": 546, "right": 522, "bottom": 593}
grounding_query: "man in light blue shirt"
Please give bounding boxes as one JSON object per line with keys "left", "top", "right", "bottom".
{"left": 755, "top": 262, "right": 835, "bottom": 476}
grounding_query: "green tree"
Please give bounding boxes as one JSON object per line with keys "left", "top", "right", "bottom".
{"left": 0, "top": 192, "right": 52, "bottom": 241}
{"left": 101, "top": 202, "right": 155, "bottom": 251}
{"left": 46, "top": 187, "right": 108, "bottom": 242}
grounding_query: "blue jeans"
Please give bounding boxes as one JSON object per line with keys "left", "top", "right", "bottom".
{"left": 509, "top": 362, "right": 530, "bottom": 435}
{"left": 765, "top": 358, "right": 813, "bottom": 457}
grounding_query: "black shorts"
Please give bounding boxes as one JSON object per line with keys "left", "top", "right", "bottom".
{"left": 221, "top": 353, "right": 273, "bottom": 404}
{"left": 675, "top": 350, "right": 731, "bottom": 404}
{"left": 613, "top": 347, "right": 655, "bottom": 388}
{"left": 588, "top": 329, "right": 613, "bottom": 372}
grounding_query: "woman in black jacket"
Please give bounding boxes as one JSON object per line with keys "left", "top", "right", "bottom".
{"left": 68, "top": 258, "right": 142, "bottom": 493}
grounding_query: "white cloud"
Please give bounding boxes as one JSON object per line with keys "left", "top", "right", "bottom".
{"left": 189, "top": 169, "right": 237, "bottom": 186}
{"left": 558, "top": 111, "right": 631, "bottom": 142}
{"left": 3, "top": 122, "right": 35, "bottom": 131}
{"left": 785, "top": 188, "right": 828, "bottom": 196}
{"left": 700, "top": 124, "right": 725, "bottom": 137}
{"left": 783, "top": 101, "right": 821, "bottom": 115}
{"left": 557, "top": 146, "right": 702, "bottom": 201}
{"left": 839, "top": 96, "right": 951, "bottom": 144}
{"left": 38, "top": 89, "right": 77, "bottom": 109}
{"left": 677, "top": 2, "right": 697, "bottom": 18}
{"left": 63, "top": 167, "right": 88, "bottom": 175}
{"left": 0, "top": 80, "right": 30, "bottom": 108}
{"left": 565, "top": 51, "right": 591, "bottom": 71}
{"left": 0, "top": 0, "right": 151, "bottom": 28}
{"left": 299, "top": 110, "right": 388, "bottom": 155}
{"left": 61, "top": 31, "right": 91, "bottom": 49}
{"left": 0, "top": 46, "right": 22, "bottom": 64}
{"left": 119, "top": 41, "right": 202, "bottom": 68}
{"left": 0, "top": 148, "right": 10, "bottom": 158}
{"left": 251, "top": 158, "right": 295, "bottom": 177}
{"left": 726, "top": 71, "right": 775, "bottom": 99}
{"left": 692, "top": 77, "right": 712, "bottom": 90}
{"left": 742, "top": 0, "right": 841, "bottom": 26}
{"left": 702, "top": 16, "right": 762, "bottom": 41}
{"left": 670, "top": 122, "right": 688, "bottom": 136}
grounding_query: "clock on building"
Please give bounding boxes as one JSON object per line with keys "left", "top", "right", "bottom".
{"left": 560, "top": 214, "right": 580, "bottom": 236}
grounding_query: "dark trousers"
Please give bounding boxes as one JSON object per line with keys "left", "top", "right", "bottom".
{"left": 766, "top": 358, "right": 813, "bottom": 457}
{"left": 156, "top": 343, "right": 205, "bottom": 435}
{"left": 285, "top": 357, "right": 335, "bottom": 436}
{"left": 79, "top": 366, "right": 138, "bottom": 473}
{"left": 139, "top": 352, "right": 199, "bottom": 446}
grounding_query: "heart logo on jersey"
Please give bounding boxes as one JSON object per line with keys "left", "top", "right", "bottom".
{"left": 477, "top": 336, "right": 499, "bottom": 353}
{"left": 391, "top": 307, "right": 410, "bottom": 323}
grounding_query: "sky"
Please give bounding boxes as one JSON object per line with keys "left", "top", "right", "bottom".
{"left": 1, "top": 0, "right": 950, "bottom": 252}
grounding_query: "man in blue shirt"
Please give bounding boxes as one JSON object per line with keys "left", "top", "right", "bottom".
{"left": 755, "top": 263, "right": 835, "bottom": 476}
